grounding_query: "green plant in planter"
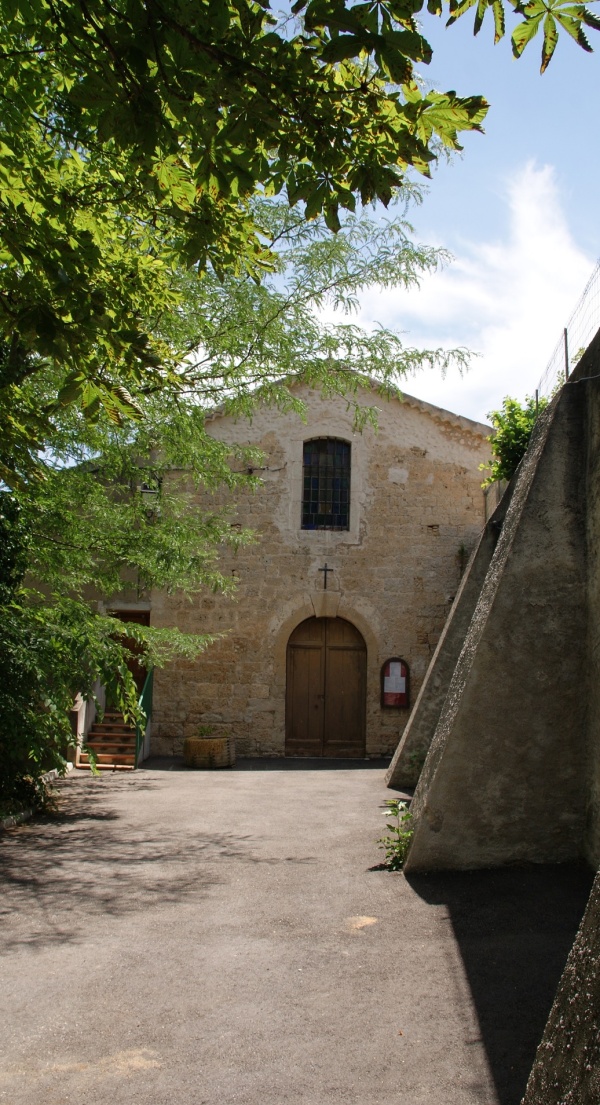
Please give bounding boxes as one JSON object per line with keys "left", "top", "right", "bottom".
{"left": 183, "top": 724, "right": 235, "bottom": 769}
{"left": 378, "top": 799, "right": 413, "bottom": 870}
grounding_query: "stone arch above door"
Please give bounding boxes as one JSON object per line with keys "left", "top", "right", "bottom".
{"left": 285, "top": 616, "right": 367, "bottom": 758}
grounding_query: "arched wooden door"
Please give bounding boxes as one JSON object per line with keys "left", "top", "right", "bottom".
{"left": 285, "top": 617, "right": 367, "bottom": 758}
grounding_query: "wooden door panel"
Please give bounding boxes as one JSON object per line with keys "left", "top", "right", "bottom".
{"left": 326, "top": 618, "right": 364, "bottom": 647}
{"left": 285, "top": 644, "right": 324, "bottom": 756}
{"left": 323, "top": 644, "right": 366, "bottom": 758}
{"left": 286, "top": 617, "right": 366, "bottom": 758}
{"left": 290, "top": 617, "right": 326, "bottom": 646}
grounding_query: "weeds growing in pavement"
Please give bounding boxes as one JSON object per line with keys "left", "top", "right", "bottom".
{"left": 377, "top": 799, "right": 413, "bottom": 870}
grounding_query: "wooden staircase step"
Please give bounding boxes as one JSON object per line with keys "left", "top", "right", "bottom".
{"left": 90, "top": 721, "right": 136, "bottom": 731}
{"left": 81, "top": 754, "right": 134, "bottom": 762}
{"left": 88, "top": 730, "right": 136, "bottom": 740}
{"left": 89, "top": 739, "right": 135, "bottom": 746}
{"left": 78, "top": 751, "right": 135, "bottom": 763}
{"left": 75, "top": 706, "right": 146, "bottom": 770}
{"left": 86, "top": 734, "right": 136, "bottom": 743}
{"left": 98, "top": 716, "right": 129, "bottom": 724}
{"left": 84, "top": 742, "right": 135, "bottom": 751}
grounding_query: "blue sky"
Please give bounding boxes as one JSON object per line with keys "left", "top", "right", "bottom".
{"left": 353, "top": 12, "right": 600, "bottom": 423}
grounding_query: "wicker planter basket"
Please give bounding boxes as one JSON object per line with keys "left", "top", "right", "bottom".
{"left": 183, "top": 735, "right": 236, "bottom": 769}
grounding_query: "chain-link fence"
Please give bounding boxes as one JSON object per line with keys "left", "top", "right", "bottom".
{"left": 536, "top": 261, "right": 600, "bottom": 401}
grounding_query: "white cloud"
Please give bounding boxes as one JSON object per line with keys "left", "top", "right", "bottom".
{"left": 353, "top": 162, "right": 595, "bottom": 423}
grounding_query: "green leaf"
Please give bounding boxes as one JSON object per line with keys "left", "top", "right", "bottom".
{"left": 446, "top": 0, "right": 479, "bottom": 28}
{"left": 112, "top": 386, "right": 144, "bottom": 417}
{"left": 304, "top": 182, "right": 328, "bottom": 220}
{"left": 323, "top": 203, "right": 341, "bottom": 232}
{"left": 492, "top": 0, "right": 506, "bottom": 42}
{"left": 57, "top": 373, "right": 85, "bottom": 406}
{"left": 511, "top": 12, "right": 544, "bottom": 56}
{"left": 540, "top": 11, "right": 559, "bottom": 70}
{"left": 387, "top": 28, "right": 433, "bottom": 62}
{"left": 510, "top": 0, "right": 599, "bottom": 62}
{"left": 377, "top": 44, "right": 414, "bottom": 81}
{"left": 320, "top": 34, "right": 368, "bottom": 62}
{"left": 474, "top": 0, "right": 488, "bottom": 36}
{"left": 554, "top": 8, "right": 594, "bottom": 48}
{"left": 583, "top": 7, "right": 600, "bottom": 32}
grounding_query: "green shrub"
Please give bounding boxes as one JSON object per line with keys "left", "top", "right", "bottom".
{"left": 480, "top": 395, "right": 548, "bottom": 486}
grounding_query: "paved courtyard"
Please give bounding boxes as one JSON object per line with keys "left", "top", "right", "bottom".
{"left": 0, "top": 761, "right": 592, "bottom": 1105}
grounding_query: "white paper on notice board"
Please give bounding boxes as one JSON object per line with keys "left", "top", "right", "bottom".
{"left": 384, "top": 662, "right": 406, "bottom": 693}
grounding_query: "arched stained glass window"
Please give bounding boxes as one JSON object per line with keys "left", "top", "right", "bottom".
{"left": 301, "top": 439, "right": 350, "bottom": 530}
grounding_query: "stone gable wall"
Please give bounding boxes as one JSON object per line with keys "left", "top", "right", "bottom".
{"left": 150, "top": 387, "right": 490, "bottom": 757}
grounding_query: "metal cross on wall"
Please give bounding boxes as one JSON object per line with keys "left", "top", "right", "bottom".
{"left": 319, "top": 563, "right": 334, "bottom": 590}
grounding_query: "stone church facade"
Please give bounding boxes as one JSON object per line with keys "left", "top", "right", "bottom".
{"left": 145, "top": 383, "right": 490, "bottom": 759}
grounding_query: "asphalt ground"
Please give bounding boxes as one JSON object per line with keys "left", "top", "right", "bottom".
{"left": 0, "top": 760, "right": 593, "bottom": 1105}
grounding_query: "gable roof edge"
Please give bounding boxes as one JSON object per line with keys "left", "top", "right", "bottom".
{"left": 204, "top": 374, "right": 492, "bottom": 441}
{"left": 397, "top": 391, "right": 491, "bottom": 440}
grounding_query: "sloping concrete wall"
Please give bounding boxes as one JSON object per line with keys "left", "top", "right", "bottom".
{"left": 521, "top": 870, "right": 600, "bottom": 1105}
{"left": 585, "top": 360, "right": 600, "bottom": 867}
{"left": 404, "top": 380, "right": 588, "bottom": 872}
{"left": 484, "top": 479, "right": 508, "bottom": 522}
{"left": 386, "top": 485, "right": 514, "bottom": 788}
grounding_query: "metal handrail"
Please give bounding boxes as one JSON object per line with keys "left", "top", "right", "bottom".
{"left": 135, "top": 668, "right": 154, "bottom": 768}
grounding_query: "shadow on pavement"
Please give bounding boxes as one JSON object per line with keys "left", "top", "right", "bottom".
{"left": 142, "top": 755, "right": 392, "bottom": 772}
{"left": 0, "top": 775, "right": 248, "bottom": 952}
{"left": 407, "top": 863, "right": 594, "bottom": 1105}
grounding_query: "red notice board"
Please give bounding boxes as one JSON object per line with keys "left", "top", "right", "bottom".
{"left": 381, "top": 658, "right": 409, "bottom": 708}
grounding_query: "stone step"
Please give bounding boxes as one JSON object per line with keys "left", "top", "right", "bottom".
{"left": 86, "top": 742, "right": 136, "bottom": 751}
{"left": 78, "top": 752, "right": 135, "bottom": 766}
{"left": 76, "top": 761, "right": 135, "bottom": 771}
{"left": 77, "top": 706, "right": 140, "bottom": 770}
{"left": 88, "top": 728, "right": 136, "bottom": 740}
{"left": 89, "top": 722, "right": 136, "bottom": 732}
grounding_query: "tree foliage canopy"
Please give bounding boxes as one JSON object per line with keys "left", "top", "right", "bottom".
{"left": 1, "top": 0, "right": 597, "bottom": 485}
